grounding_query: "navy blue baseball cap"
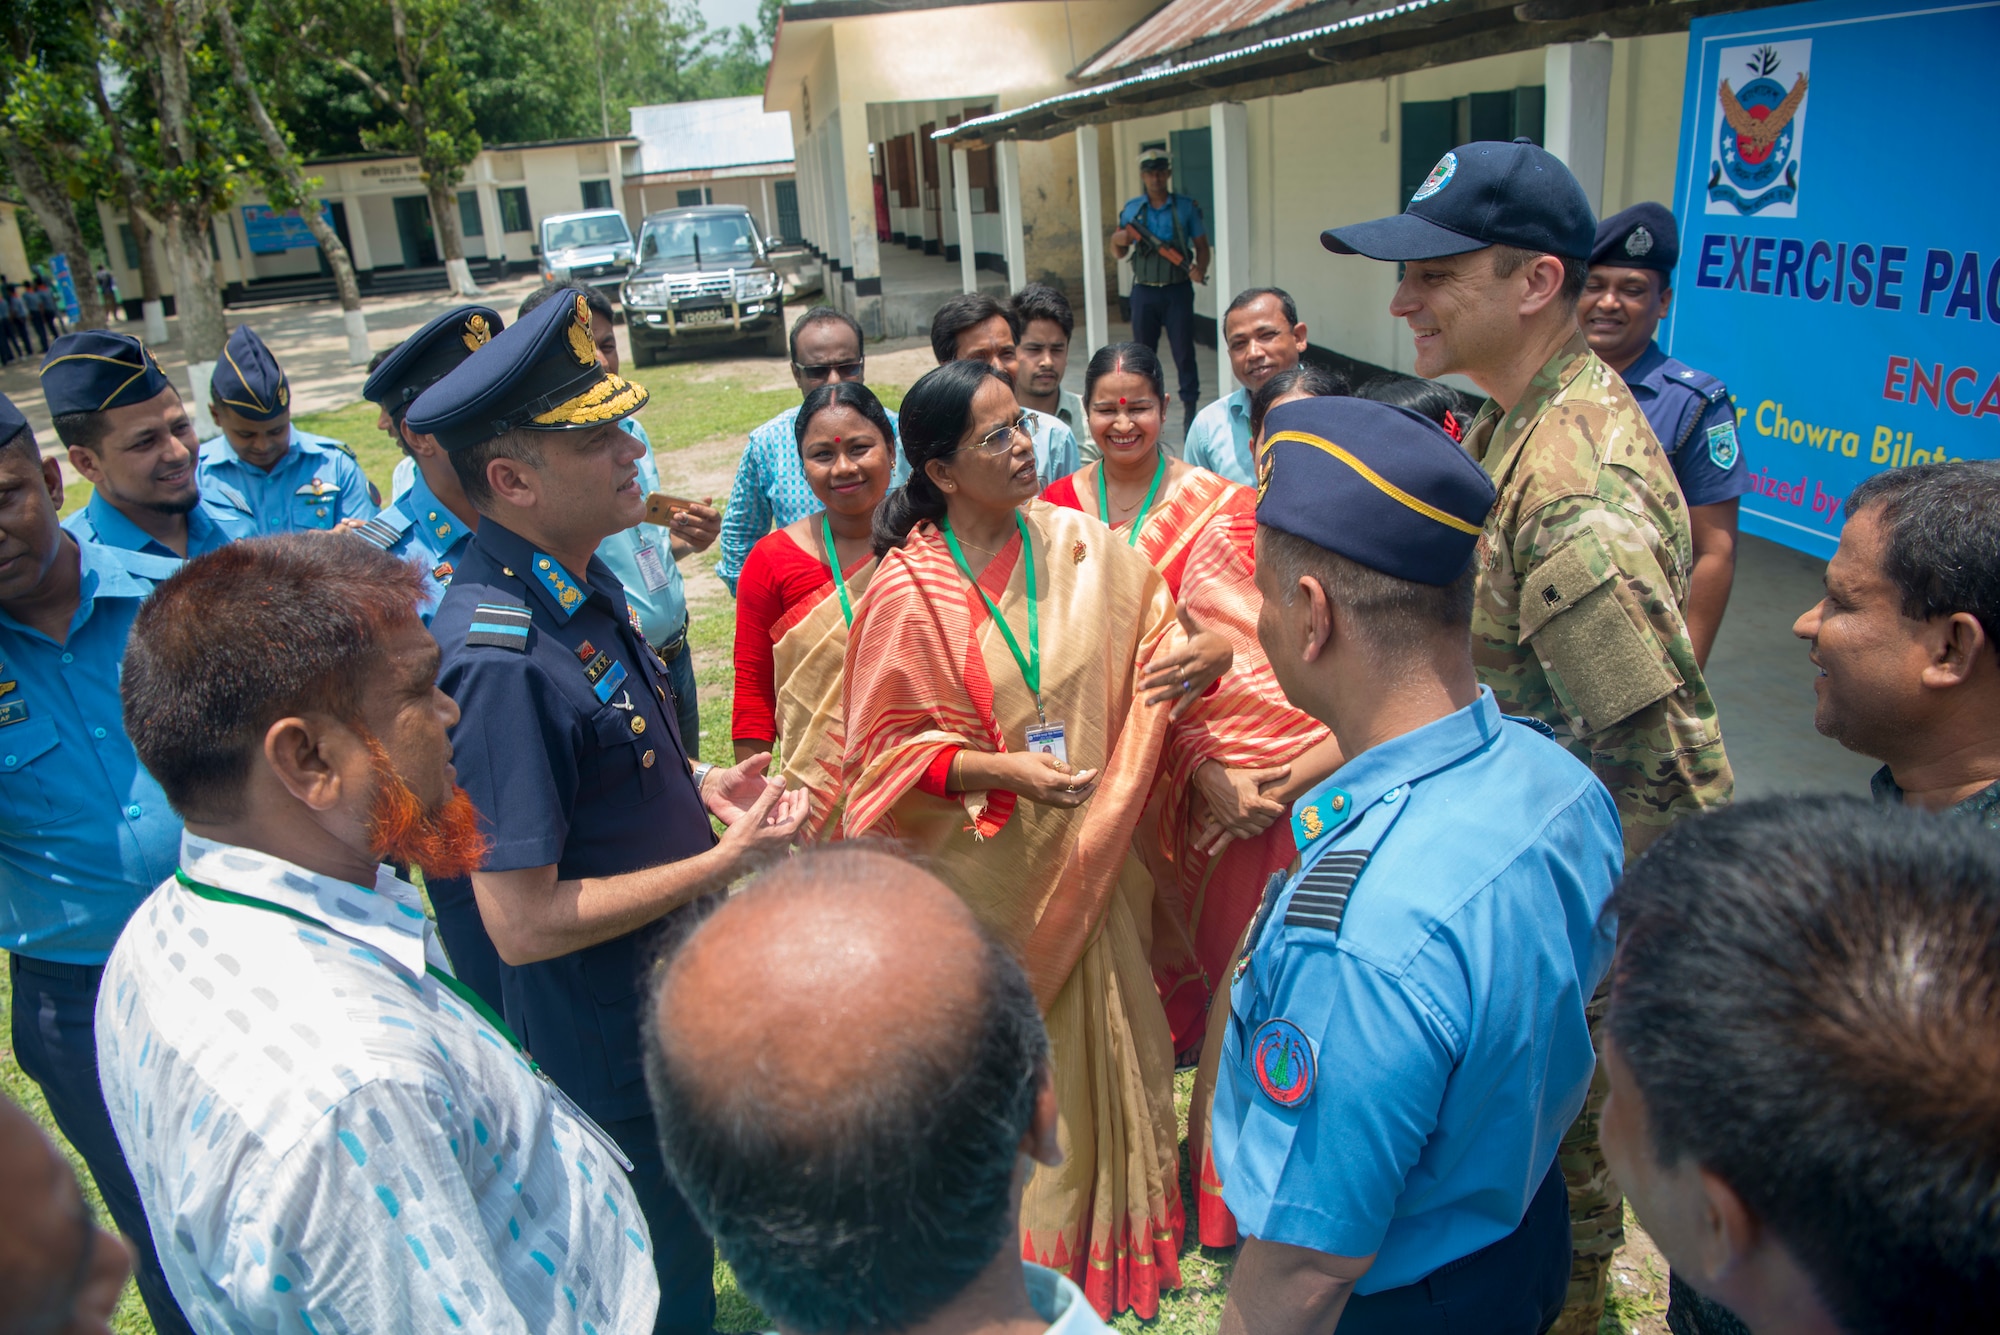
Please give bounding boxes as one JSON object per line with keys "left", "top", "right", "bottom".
{"left": 1591, "top": 202, "right": 1678, "bottom": 275}
{"left": 211, "top": 324, "right": 290, "bottom": 422}
{"left": 0, "top": 391, "right": 27, "bottom": 448}
{"left": 1256, "top": 396, "right": 1495, "bottom": 586}
{"left": 39, "top": 330, "right": 176, "bottom": 415}
{"left": 1322, "top": 139, "right": 1596, "bottom": 262}
{"left": 406, "top": 290, "right": 647, "bottom": 452}
{"left": 363, "top": 305, "right": 504, "bottom": 424}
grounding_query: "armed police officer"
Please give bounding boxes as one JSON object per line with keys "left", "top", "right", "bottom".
{"left": 352, "top": 304, "right": 504, "bottom": 623}
{"left": 1322, "top": 139, "right": 1733, "bottom": 1335}
{"left": 408, "top": 291, "right": 809, "bottom": 1335}
{"left": 1580, "top": 204, "right": 1749, "bottom": 666}
{"left": 1213, "top": 397, "right": 1622, "bottom": 1335}
{"left": 1112, "top": 141, "right": 1209, "bottom": 440}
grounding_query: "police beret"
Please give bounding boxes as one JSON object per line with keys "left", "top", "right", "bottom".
{"left": 39, "top": 330, "right": 175, "bottom": 416}
{"left": 363, "top": 305, "right": 504, "bottom": 422}
{"left": 1591, "top": 202, "right": 1678, "bottom": 274}
{"left": 210, "top": 324, "right": 290, "bottom": 422}
{"left": 406, "top": 290, "right": 647, "bottom": 452}
{"left": 1322, "top": 138, "right": 1596, "bottom": 263}
{"left": 1256, "top": 396, "right": 1495, "bottom": 586}
{"left": 0, "top": 391, "right": 27, "bottom": 448}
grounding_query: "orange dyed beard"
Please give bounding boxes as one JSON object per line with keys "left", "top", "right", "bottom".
{"left": 364, "top": 736, "right": 489, "bottom": 879}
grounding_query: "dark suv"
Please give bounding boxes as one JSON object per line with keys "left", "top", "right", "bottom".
{"left": 622, "top": 205, "right": 786, "bottom": 364}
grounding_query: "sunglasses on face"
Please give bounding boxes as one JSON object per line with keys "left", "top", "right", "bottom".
{"left": 794, "top": 360, "right": 865, "bottom": 383}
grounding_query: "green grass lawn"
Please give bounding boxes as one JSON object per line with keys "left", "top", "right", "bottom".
{"left": 19, "top": 366, "right": 1642, "bottom": 1334}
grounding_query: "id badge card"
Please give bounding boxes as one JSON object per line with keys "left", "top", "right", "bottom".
{"left": 1025, "top": 721, "right": 1069, "bottom": 768}
{"left": 633, "top": 543, "right": 673, "bottom": 593}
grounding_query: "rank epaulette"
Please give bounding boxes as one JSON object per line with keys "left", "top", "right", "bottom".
{"left": 465, "top": 601, "right": 532, "bottom": 651}
{"left": 1284, "top": 850, "right": 1371, "bottom": 935}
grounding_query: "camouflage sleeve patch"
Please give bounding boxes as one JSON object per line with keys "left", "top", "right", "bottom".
{"left": 1519, "top": 531, "right": 1681, "bottom": 737}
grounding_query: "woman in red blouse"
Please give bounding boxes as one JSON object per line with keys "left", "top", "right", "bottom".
{"left": 730, "top": 381, "right": 896, "bottom": 829}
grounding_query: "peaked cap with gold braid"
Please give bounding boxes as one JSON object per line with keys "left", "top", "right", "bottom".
{"left": 40, "top": 330, "right": 175, "bottom": 416}
{"left": 1256, "top": 396, "right": 1495, "bottom": 585}
{"left": 362, "top": 304, "right": 505, "bottom": 423}
{"left": 405, "top": 291, "right": 648, "bottom": 452}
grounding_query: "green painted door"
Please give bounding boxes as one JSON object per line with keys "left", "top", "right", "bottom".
{"left": 1168, "top": 127, "right": 1214, "bottom": 241}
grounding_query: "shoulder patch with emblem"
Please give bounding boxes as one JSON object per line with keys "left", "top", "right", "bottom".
{"left": 1251, "top": 1018, "right": 1316, "bottom": 1108}
{"left": 1706, "top": 420, "right": 1740, "bottom": 470}
{"left": 1285, "top": 849, "right": 1370, "bottom": 934}
{"left": 465, "top": 601, "right": 532, "bottom": 650}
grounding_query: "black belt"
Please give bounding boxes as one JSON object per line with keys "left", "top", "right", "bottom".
{"left": 10, "top": 954, "right": 107, "bottom": 984}
{"left": 653, "top": 621, "right": 689, "bottom": 662}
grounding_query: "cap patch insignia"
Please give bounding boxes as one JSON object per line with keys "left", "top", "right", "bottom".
{"left": 1624, "top": 226, "right": 1655, "bottom": 258}
{"left": 567, "top": 293, "right": 596, "bottom": 368}
{"left": 278, "top": 383, "right": 290, "bottom": 407}
{"left": 464, "top": 313, "right": 492, "bottom": 352}
{"left": 1251, "top": 1018, "right": 1316, "bottom": 1108}
{"left": 1256, "top": 449, "right": 1276, "bottom": 503}
{"left": 1411, "top": 151, "right": 1457, "bottom": 203}
{"left": 1706, "top": 420, "right": 1741, "bottom": 470}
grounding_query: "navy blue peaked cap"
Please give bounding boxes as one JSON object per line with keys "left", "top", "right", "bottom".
{"left": 40, "top": 331, "right": 175, "bottom": 416}
{"left": 1591, "top": 202, "right": 1678, "bottom": 274}
{"left": 1256, "top": 396, "right": 1495, "bottom": 586}
{"left": 0, "top": 391, "right": 27, "bottom": 447}
{"left": 363, "top": 305, "right": 505, "bottom": 423}
{"left": 406, "top": 290, "right": 647, "bottom": 452}
{"left": 211, "top": 324, "right": 290, "bottom": 422}
{"left": 1323, "top": 138, "right": 1596, "bottom": 262}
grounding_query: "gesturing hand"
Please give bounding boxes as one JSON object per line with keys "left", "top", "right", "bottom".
{"left": 701, "top": 752, "right": 785, "bottom": 824}
{"left": 714, "top": 776, "right": 809, "bottom": 855}
{"left": 1142, "top": 604, "right": 1234, "bottom": 718}
{"left": 999, "top": 751, "right": 1101, "bottom": 809}
{"left": 668, "top": 498, "right": 721, "bottom": 554}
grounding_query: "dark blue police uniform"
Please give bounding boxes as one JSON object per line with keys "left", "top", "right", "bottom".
{"left": 411, "top": 291, "right": 719, "bottom": 1335}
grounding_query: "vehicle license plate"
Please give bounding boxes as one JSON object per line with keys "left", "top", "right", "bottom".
{"left": 680, "top": 308, "right": 725, "bottom": 326}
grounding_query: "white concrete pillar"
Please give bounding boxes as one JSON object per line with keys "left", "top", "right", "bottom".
{"left": 1076, "top": 125, "right": 1107, "bottom": 354}
{"left": 759, "top": 177, "right": 773, "bottom": 238}
{"left": 952, "top": 146, "right": 977, "bottom": 293}
{"left": 476, "top": 180, "right": 505, "bottom": 266}
{"left": 839, "top": 106, "right": 880, "bottom": 290}
{"left": 1210, "top": 101, "right": 1251, "bottom": 308}
{"left": 1545, "top": 40, "right": 1614, "bottom": 216}
{"left": 213, "top": 216, "right": 243, "bottom": 286}
{"left": 341, "top": 194, "right": 375, "bottom": 271}
{"left": 607, "top": 140, "right": 626, "bottom": 224}
{"left": 996, "top": 138, "right": 1027, "bottom": 289}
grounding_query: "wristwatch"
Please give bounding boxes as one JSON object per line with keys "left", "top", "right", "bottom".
{"left": 691, "top": 761, "right": 715, "bottom": 793}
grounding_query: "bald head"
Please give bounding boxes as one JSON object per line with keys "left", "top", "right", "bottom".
{"left": 645, "top": 847, "right": 1049, "bottom": 1335}
{"left": 0, "top": 1095, "right": 131, "bottom": 1335}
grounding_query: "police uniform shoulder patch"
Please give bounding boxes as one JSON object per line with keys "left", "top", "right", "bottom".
{"left": 465, "top": 601, "right": 533, "bottom": 651}
{"left": 1706, "top": 420, "right": 1741, "bottom": 470}
{"left": 1251, "top": 1018, "right": 1316, "bottom": 1108}
{"left": 1285, "top": 849, "right": 1371, "bottom": 934}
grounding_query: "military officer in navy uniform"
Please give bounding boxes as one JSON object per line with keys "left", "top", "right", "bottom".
{"left": 351, "top": 304, "right": 503, "bottom": 623}
{"left": 1579, "top": 203, "right": 1750, "bottom": 667}
{"left": 408, "top": 291, "right": 809, "bottom": 1335}
{"left": 1211, "top": 397, "right": 1625, "bottom": 1335}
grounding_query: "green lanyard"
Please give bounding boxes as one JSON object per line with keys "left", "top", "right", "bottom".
{"left": 820, "top": 513, "right": 855, "bottom": 628}
{"left": 175, "top": 870, "right": 527, "bottom": 1061}
{"left": 941, "top": 512, "right": 1043, "bottom": 722}
{"left": 1096, "top": 452, "right": 1166, "bottom": 547}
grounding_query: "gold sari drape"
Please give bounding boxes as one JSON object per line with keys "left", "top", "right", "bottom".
{"left": 839, "top": 501, "right": 1187, "bottom": 1319}
{"left": 771, "top": 561, "right": 873, "bottom": 838}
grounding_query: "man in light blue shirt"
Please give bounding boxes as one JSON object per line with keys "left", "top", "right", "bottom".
{"left": 197, "top": 322, "right": 377, "bottom": 534}
{"left": 1183, "top": 287, "right": 1310, "bottom": 485}
{"left": 0, "top": 393, "right": 195, "bottom": 1335}
{"left": 1213, "top": 398, "right": 1621, "bottom": 1335}
{"left": 929, "top": 291, "right": 1078, "bottom": 485}
{"left": 716, "top": 306, "right": 902, "bottom": 594}
{"left": 42, "top": 330, "right": 250, "bottom": 560}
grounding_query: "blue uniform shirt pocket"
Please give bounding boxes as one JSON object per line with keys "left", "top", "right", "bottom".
{"left": 291, "top": 479, "right": 341, "bottom": 530}
{"left": 588, "top": 701, "right": 665, "bottom": 807}
{"left": 0, "top": 717, "right": 75, "bottom": 830}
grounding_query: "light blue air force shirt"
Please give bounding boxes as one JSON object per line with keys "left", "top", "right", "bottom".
{"left": 0, "top": 538, "right": 183, "bottom": 963}
{"left": 1182, "top": 386, "right": 1255, "bottom": 486}
{"left": 63, "top": 489, "right": 252, "bottom": 561}
{"left": 350, "top": 463, "right": 476, "bottom": 625}
{"left": 197, "top": 428, "right": 377, "bottom": 536}
{"left": 1213, "top": 687, "right": 1622, "bottom": 1291}
{"left": 597, "top": 417, "right": 688, "bottom": 645}
{"left": 717, "top": 405, "right": 908, "bottom": 594}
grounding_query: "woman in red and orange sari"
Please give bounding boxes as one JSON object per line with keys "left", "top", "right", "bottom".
{"left": 730, "top": 381, "right": 894, "bottom": 834}
{"left": 838, "top": 359, "right": 1232, "bottom": 1319}
{"left": 1045, "top": 345, "right": 1346, "bottom": 1245}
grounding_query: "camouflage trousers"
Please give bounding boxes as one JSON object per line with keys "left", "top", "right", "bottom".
{"left": 1548, "top": 980, "right": 1621, "bottom": 1335}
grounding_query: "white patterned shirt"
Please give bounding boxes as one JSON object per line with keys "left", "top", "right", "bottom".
{"left": 97, "top": 834, "right": 659, "bottom": 1335}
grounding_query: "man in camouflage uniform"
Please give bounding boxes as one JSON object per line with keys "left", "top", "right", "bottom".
{"left": 1324, "top": 139, "right": 1732, "bottom": 1335}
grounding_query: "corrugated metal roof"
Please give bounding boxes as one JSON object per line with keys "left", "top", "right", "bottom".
{"left": 1078, "top": 0, "right": 1327, "bottom": 79}
{"left": 628, "top": 97, "right": 797, "bottom": 175}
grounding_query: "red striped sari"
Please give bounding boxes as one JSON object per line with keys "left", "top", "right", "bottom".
{"left": 839, "top": 501, "right": 1188, "bottom": 1318}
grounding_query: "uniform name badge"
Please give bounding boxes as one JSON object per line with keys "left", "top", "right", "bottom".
{"left": 633, "top": 543, "right": 673, "bottom": 593}
{"left": 1025, "top": 721, "right": 1068, "bottom": 768}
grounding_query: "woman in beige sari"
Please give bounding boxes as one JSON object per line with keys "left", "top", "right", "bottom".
{"left": 839, "top": 360, "right": 1228, "bottom": 1319}
{"left": 730, "top": 382, "right": 894, "bottom": 834}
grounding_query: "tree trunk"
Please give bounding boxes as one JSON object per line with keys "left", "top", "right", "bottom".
{"left": 210, "top": 0, "right": 370, "bottom": 363}
{"left": 426, "top": 175, "right": 480, "bottom": 296}
{"left": 147, "top": 0, "right": 226, "bottom": 366}
{"left": 0, "top": 129, "right": 109, "bottom": 331}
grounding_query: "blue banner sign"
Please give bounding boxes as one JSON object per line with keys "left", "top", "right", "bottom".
{"left": 1665, "top": 0, "right": 2000, "bottom": 557}
{"left": 241, "top": 202, "right": 335, "bottom": 255}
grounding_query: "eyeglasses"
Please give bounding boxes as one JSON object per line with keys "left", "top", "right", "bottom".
{"left": 967, "top": 413, "right": 1030, "bottom": 455}
{"left": 794, "top": 360, "right": 865, "bottom": 383}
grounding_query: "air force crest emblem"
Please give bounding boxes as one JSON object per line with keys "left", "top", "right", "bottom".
{"left": 1707, "top": 40, "right": 1811, "bottom": 218}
